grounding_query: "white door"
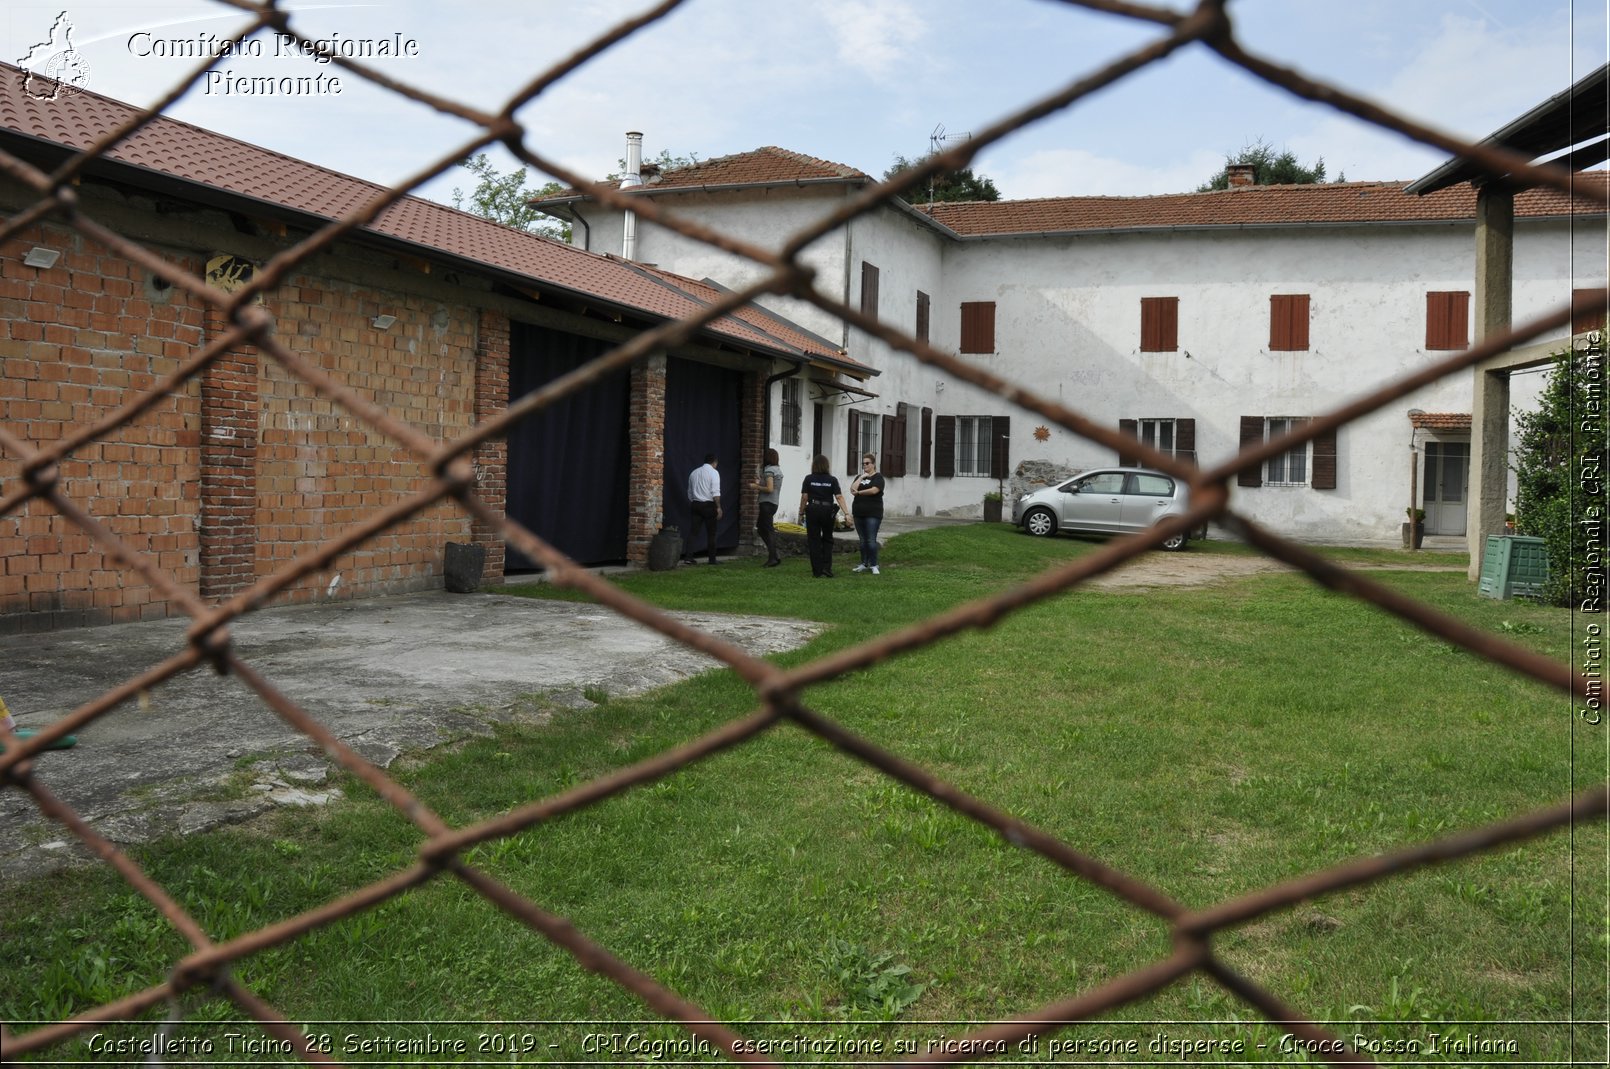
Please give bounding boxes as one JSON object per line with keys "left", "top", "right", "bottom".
{"left": 1423, "top": 441, "right": 1469, "bottom": 536}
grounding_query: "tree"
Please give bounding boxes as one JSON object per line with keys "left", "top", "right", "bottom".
{"left": 451, "top": 154, "right": 567, "bottom": 240}
{"left": 1512, "top": 345, "right": 1608, "bottom": 606}
{"left": 1197, "top": 139, "right": 1336, "bottom": 191}
{"left": 608, "top": 149, "right": 700, "bottom": 182}
{"left": 884, "top": 153, "right": 1001, "bottom": 204}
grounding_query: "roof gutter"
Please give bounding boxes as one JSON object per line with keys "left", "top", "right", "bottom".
{"left": 761, "top": 361, "right": 803, "bottom": 448}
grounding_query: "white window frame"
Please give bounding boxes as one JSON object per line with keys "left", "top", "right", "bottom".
{"left": 956, "top": 415, "right": 993, "bottom": 477}
{"left": 857, "top": 409, "right": 881, "bottom": 462}
{"left": 1265, "top": 416, "right": 1311, "bottom": 486}
{"left": 1138, "top": 417, "right": 1176, "bottom": 457}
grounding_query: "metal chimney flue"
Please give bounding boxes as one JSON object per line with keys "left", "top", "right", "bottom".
{"left": 622, "top": 131, "right": 643, "bottom": 260}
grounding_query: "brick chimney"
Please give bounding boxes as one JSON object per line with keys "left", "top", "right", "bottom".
{"left": 1226, "top": 164, "right": 1257, "bottom": 188}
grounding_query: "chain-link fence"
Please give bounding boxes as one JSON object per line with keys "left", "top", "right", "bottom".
{"left": 1, "top": 0, "right": 1606, "bottom": 1064}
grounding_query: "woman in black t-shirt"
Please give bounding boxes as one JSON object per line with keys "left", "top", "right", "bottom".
{"left": 798, "top": 454, "right": 849, "bottom": 578}
{"left": 850, "top": 452, "right": 885, "bottom": 574}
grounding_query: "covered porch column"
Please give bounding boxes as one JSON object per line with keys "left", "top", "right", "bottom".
{"left": 1467, "top": 185, "right": 1514, "bottom": 580}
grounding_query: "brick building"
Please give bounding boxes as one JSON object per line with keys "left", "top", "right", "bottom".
{"left": 0, "top": 64, "right": 870, "bottom": 632}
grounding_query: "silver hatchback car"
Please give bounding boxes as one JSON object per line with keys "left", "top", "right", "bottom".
{"left": 1014, "top": 467, "right": 1192, "bottom": 550}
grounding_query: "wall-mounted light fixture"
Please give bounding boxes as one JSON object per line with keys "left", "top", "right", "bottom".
{"left": 371, "top": 314, "right": 397, "bottom": 330}
{"left": 23, "top": 247, "right": 60, "bottom": 269}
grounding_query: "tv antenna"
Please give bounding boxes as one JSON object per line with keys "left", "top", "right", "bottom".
{"left": 926, "top": 124, "right": 972, "bottom": 206}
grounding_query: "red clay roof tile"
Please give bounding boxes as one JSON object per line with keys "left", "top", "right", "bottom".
{"left": 914, "top": 177, "right": 1608, "bottom": 236}
{"left": 540, "top": 144, "right": 1605, "bottom": 236}
{"left": 0, "top": 65, "right": 865, "bottom": 372}
{"left": 1409, "top": 412, "right": 1473, "bottom": 430}
{"left": 537, "top": 146, "right": 869, "bottom": 205}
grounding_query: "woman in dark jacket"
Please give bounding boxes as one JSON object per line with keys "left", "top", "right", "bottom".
{"left": 798, "top": 454, "right": 849, "bottom": 578}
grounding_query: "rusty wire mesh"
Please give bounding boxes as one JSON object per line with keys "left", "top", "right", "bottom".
{"left": 0, "top": 0, "right": 1606, "bottom": 1064}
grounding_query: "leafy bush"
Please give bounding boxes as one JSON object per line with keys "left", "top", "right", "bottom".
{"left": 1512, "top": 346, "right": 1607, "bottom": 606}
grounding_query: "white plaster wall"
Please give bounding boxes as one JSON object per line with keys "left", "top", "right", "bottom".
{"left": 573, "top": 184, "right": 1603, "bottom": 542}
{"left": 928, "top": 218, "right": 1599, "bottom": 542}
{"left": 578, "top": 187, "right": 854, "bottom": 347}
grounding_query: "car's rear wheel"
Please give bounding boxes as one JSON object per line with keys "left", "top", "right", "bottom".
{"left": 1023, "top": 507, "right": 1057, "bottom": 537}
{"left": 1158, "top": 529, "right": 1188, "bottom": 551}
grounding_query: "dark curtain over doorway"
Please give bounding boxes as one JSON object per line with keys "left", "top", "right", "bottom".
{"left": 664, "top": 358, "right": 743, "bottom": 557}
{"left": 506, "top": 322, "right": 629, "bottom": 569}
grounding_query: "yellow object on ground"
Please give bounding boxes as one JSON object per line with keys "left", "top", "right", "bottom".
{"left": 775, "top": 522, "right": 805, "bottom": 534}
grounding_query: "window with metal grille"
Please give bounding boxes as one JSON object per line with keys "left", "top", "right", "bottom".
{"left": 935, "top": 414, "right": 1010, "bottom": 478}
{"left": 1117, "top": 417, "right": 1196, "bottom": 466}
{"left": 861, "top": 262, "right": 880, "bottom": 318}
{"left": 847, "top": 409, "right": 880, "bottom": 474}
{"left": 1265, "top": 417, "right": 1309, "bottom": 483}
{"left": 916, "top": 290, "right": 930, "bottom": 343}
{"left": 1572, "top": 287, "right": 1608, "bottom": 334}
{"left": 956, "top": 415, "right": 992, "bottom": 476}
{"left": 960, "top": 301, "right": 995, "bottom": 354}
{"left": 1269, "top": 294, "right": 1310, "bottom": 351}
{"left": 779, "top": 378, "right": 801, "bottom": 447}
{"left": 1425, "top": 291, "right": 1470, "bottom": 350}
{"left": 1140, "top": 297, "right": 1178, "bottom": 352}
{"left": 1237, "top": 416, "right": 1336, "bottom": 489}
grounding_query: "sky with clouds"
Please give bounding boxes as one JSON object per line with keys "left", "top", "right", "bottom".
{"left": 4, "top": 0, "right": 1606, "bottom": 211}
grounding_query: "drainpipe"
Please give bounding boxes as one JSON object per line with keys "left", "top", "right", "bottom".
{"left": 841, "top": 216, "right": 853, "bottom": 351}
{"left": 763, "top": 360, "right": 804, "bottom": 447}
{"left": 621, "top": 131, "right": 643, "bottom": 260}
{"left": 571, "top": 206, "right": 592, "bottom": 252}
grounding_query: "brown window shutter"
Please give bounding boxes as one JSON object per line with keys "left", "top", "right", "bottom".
{"left": 881, "top": 414, "right": 897, "bottom": 475}
{"left": 960, "top": 301, "right": 995, "bottom": 353}
{"left": 1176, "top": 418, "right": 1197, "bottom": 467}
{"left": 1426, "top": 291, "right": 1469, "bottom": 350}
{"left": 846, "top": 410, "right": 860, "bottom": 475}
{"left": 920, "top": 407, "right": 933, "bottom": 477}
{"left": 891, "top": 405, "right": 908, "bottom": 477}
{"left": 1270, "top": 294, "right": 1309, "bottom": 351}
{"left": 1311, "top": 426, "right": 1337, "bottom": 489}
{"left": 934, "top": 416, "right": 955, "bottom": 477}
{"left": 1140, "top": 297, "right": 1178, "bottom": 352}
{"left": 1118, "top": 418, "right": 1139, "bottom": 465}
{"left": 916, "top": 291, "right": 930, "bottom": 343}
{"left": 990, "top": 416, "right": 1010, "bottom": 479}
{"left": 1573, "top": 287, "right": 1607, "bottom": 334}
{"left": 861, "top": 262, "right": 879, "bottom": 318}
{"left": 1238, "top": 416, "right": 1265, "bottom": 487}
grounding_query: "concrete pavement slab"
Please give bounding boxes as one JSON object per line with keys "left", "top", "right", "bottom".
{"left": 0, "top": 591, "right": 821, "bottom": 879}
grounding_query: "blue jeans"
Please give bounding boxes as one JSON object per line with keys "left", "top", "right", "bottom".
{"left": 854, "top": 514, "right": 881, "bottom": 567}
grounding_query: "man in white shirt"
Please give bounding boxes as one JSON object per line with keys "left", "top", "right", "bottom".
{"left": 686, "top": 454, "right": 722, "bottom": 564}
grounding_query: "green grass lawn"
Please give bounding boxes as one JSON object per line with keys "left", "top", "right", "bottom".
{"left": 2, "top": 525, "right": 1601, "bottom": 1065}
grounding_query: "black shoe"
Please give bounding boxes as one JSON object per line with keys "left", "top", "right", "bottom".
{"left": 707, "top": 559, "right": 721, "bottom": 565}
{"left": 764, "top": 559, "right": 781, "bottom": 567}
{"left": 822, "top": 571, "right": 835, "bottom": 578}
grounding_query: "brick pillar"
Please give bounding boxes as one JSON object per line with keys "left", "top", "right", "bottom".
{"left": 627, "top": 353, "right": 668, "bottom": 565}
{"left": 199, "top": 307, "right": 259, "bottom": 600}
{"left": 472, "top": 309, "right": 509, "bottom": 577}
{"left": 739, "top": 370, "right": 765, "bottom": 555}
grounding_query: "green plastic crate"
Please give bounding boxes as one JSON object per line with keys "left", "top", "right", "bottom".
{"left": 1477, "top": 535, "right": 1549, "bottom": 600}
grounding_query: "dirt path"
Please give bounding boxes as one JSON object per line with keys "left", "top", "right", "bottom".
{"left": 1084, "top": 549, "right": 1465, "bottom": 588}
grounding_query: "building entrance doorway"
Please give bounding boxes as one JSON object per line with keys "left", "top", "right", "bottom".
{"left": 1423, "top": 440, "right": 1470, "bottom": 536}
